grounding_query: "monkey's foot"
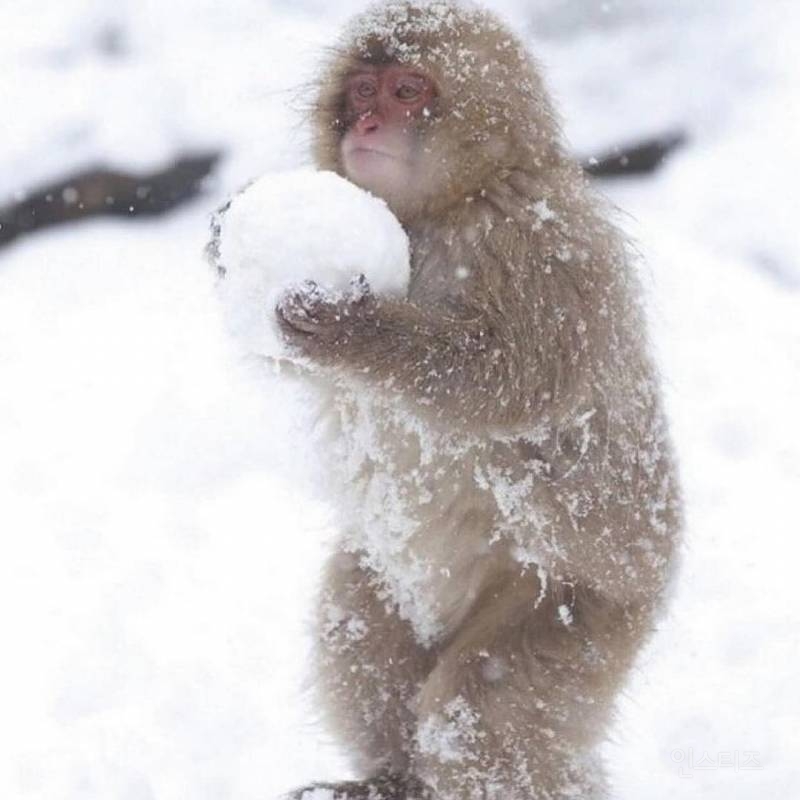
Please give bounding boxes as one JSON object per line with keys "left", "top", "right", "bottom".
{"left": 286, "top": 774, "right": 429, "bottom": 800}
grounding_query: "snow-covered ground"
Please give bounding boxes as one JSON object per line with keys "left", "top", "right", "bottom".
{"left": 1, "top": 2, "right": 798, "bottom": 798}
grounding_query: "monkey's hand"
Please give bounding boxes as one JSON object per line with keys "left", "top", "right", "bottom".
{"left": 276, "top": 275, "right": 377, "bottom": 357}
{"left": 277, "top": 282, "right": 530, "bottom": 425}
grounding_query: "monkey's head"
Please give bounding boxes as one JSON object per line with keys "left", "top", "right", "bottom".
{"left": 312, "top": 1, "right": 563, "bottom": 224}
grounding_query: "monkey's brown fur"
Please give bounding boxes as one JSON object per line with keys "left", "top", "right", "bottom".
{"left": 278, "top": 3, "right": 682, "bottom": 799}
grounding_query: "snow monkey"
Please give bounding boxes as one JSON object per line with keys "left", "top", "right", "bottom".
{"left": 277, "top": 2, "right": 682, "bottom": 799}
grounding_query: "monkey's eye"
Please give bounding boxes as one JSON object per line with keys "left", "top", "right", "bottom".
{"left": 354, "top": 80, "right": 377, "bottom": 99}
{"left": 396, "top": 83, "right": 421, "bottom": 101}
{"left": 395, "top": 76, "right": 430, "bottom": 103}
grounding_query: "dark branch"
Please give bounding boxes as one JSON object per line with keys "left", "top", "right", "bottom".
{"left": 581, "top": 130, "right": 687, "bottom": 178}
{"left": 0, "top": 151, "right": 221, "bottom": 248}
{"left": 0, "top": 130, "right": 687, "bottom": 251}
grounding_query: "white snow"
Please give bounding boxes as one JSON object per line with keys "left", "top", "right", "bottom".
{"left": 1, "top": 1, "right": 798, "bottom": 799}
{"left": 212, "top": 169, "right": 409, "bottom": 359}
{"left": 557, "top": 603, "right": 573, "bottom": 627}
{"left": 417, "top": 696, "right": 483, "bottom": 764}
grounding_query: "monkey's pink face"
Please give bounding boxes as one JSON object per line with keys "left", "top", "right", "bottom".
{"left": 340, "top": 64, "right": 436, "bottom": 207}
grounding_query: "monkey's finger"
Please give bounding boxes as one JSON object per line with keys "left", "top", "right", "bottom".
{"left": 298, "top": 278, "right": 320, "bottom": 293}
{"left": 284, "top": 317, "right": 322, "bottom": 335}
{"left": 276, "top": 295, "right": 311, "bottom": 321}
{"left": 276, "top": 305, "right": 319, "bottom": 336}
{"left": 349, "top": 273, "right": 373, "bottom": 302}
{"left": 277, "top": 297, "right": 344, "bottom": 338}
{"left": 295, "top": 279, "right": 327, "bottom": 308}
{"left": 276, "top": 293, "right": 314, "bottom": 328}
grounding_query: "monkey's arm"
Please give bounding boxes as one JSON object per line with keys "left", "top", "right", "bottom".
{"left": 276, "top": 282, "right": 535, "bottom": 426}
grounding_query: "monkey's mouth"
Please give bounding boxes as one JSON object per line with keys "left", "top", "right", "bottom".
{"left": 345, "top": 146, "right": 408, "bottom": 163}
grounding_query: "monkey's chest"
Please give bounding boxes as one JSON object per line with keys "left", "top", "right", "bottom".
{"left": 327, "top": 389, "right": 500, "bottom": 645}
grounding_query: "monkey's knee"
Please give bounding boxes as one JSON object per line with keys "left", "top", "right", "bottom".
{"left": 413, "top": 677, "right": 609, "bottom": 800}
{"left": 413, "top": 684, "right": 608, "bottom": 800}
{"left": 409, "top": 592, "right": 632, "bottom": 799}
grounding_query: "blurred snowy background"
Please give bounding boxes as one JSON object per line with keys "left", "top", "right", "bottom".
{"left": 1, "top": 1, "right": 798, "bottom": 798}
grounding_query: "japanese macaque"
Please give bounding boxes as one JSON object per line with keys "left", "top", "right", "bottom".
{"left": 276, "top": 2, "right": 681, "bottom": 800}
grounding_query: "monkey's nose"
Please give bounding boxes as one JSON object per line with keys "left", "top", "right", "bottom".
{"left": 354, "top": 113, "right": 382, "bottom": 135}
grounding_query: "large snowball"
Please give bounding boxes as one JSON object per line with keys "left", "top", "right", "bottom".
{"left": 210, "top": 169, "right": 410, "bottom": 359}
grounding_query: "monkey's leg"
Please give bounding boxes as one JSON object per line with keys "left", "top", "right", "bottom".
{"left": 315, "top": 549, "right": 436, "bottom": 778}
{"left": 412, "top": 571, "right": 645, "bottom": 800}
